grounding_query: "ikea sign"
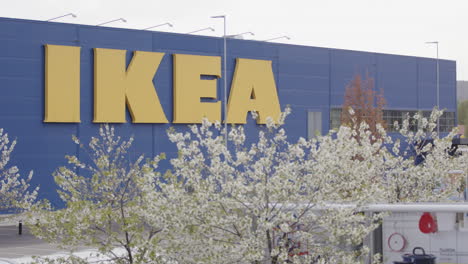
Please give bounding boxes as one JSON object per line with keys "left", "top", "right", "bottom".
{"left": 44, "top": 44, "right": 281, "bottom": 124}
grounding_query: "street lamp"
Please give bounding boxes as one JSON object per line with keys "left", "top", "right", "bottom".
{"left": 46, "top": 13, "right": 77, "bottom": 22}
{"left": 142, "top": 22, "right": 173, "bottom": 30}
{"left": 264, "top": 35, "right": 290, "bottom": 42}
{"left": 186, "top": 27, "right": 215, "bottom": 34}
{"left": 226, "top": 31, "right": 254, "bottom": 39}
{"left": 426, "top": 41, "right": 440, "bottom": 134}
{"left": 96, "top": 18, "right": 127, "bottom": 26}
{"left": 211, "top": 15, "right": 227, "bottom": 148}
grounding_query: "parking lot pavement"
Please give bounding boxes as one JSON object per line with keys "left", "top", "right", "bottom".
{"left": 0, "top": 225, "right": 63, "bottom": 259}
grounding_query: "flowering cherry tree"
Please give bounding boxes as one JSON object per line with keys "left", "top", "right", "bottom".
{"left": 383, "top": 109, "right": 464, "bottom": 202}
{"left": 27, "top": 108, "right": 465, "bottom": 264}
{"left": 143, "top": 108, "right": 464, "bottom": 264}
{"left": 0, "top": 128, "right": 37, "bottom": 218}
{"left": 29, "top": 125, "right": 167, "bottom": 264}
{"left": 141, "top": 110, "right": 387, "bottom": 264}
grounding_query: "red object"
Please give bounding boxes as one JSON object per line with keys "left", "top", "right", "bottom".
{"left": 419, "top": 212, "right": 438, "bottom": 233}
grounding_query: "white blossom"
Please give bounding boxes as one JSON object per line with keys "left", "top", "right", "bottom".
{"left": 28, "top": 125, "right": 167, "bottom": 264}
{"left": 142, "top": 109, "right": 387, "bottom": 264}
{"left": 29, "top": 107, "right": 465, "bottom": 264}
{"left": 0, "top": 128, "right": 38, "bottom": 218}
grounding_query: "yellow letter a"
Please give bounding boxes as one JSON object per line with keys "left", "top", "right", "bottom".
{"left": 226, "top": 58, "right": 281, "bottom": 124}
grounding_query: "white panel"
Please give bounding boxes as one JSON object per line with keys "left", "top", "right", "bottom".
{"left": 307, "top": 111, "right": 322, "bottom": 139}
{"left": 457, "top": 231, "right": 468, "bottom": 253}
{"left": 431, "top": 231, "right": 458, "bottom": 252}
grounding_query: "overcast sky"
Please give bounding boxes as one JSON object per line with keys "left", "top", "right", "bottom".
{"left": 1, "top": 0, "right": 467, "bottom": 79}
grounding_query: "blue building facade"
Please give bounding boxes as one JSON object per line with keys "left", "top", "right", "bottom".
{"left": 0, "top": 17, "right": 457, "bottom": 206}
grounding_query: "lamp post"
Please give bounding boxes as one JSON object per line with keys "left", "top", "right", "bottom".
{"left": 46, "top": 13, "right": 77, "bottom": 22}
{"left": 96, "top": 18, "right": 127, "bottom": 26}
{"left": 211, "top": 15, "right": 228, "bottom": 184}
{"left": 426, "top": 41, "right": 439, "bottom": 134}
{"left": 142, "top": 22, "right": 173, "bottom": 30}
{"left": 264, "top": 35, "right": 290, "bottom": 42}
{"left": 211, "top": 15, "right": 227, "bottom": 148}
{"left": 226, "top": 31, "right": 254, "bottom": 39}
{"left": 186, "top": 27, "right": 215, "bottom": 34}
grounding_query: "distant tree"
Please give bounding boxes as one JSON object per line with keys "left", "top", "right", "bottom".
{"left": 341, "top": 74, "right": 386, "bottom": 141}
{"left": 458, "top": 100, "right": 468, "bottom": 137}
{"left": 0, "top": 128, "right": 38, "bottom": 218}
